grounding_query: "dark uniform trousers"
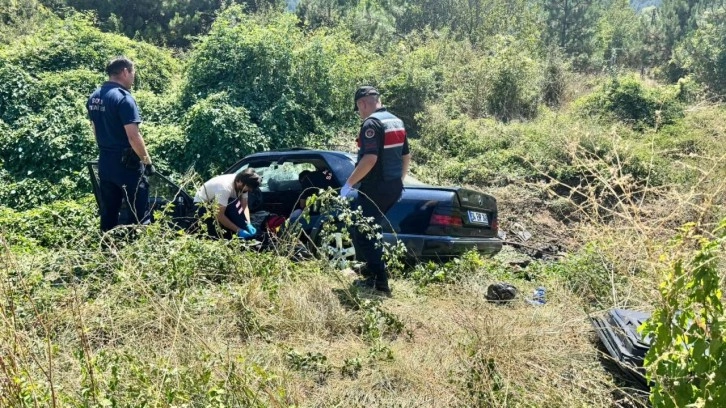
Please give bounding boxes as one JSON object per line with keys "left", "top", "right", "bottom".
{"left": 98, "top": 150, "right": 149, "bottom": 232}
{"left": 353, "top": 178, "right": 403, "bottom": 285}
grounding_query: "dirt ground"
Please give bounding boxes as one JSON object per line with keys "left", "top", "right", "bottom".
{"left": 483, "top": 183, "right": 577, "bottom": 262}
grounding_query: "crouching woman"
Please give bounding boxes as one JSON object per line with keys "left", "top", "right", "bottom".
{"left": 192, "top": 169, "right": 262, "bottom": 239}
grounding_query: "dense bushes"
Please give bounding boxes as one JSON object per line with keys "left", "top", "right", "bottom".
{"left": 181, "top": 93, "right": 268, "bottom": 178}
{"left": 441, "top": 36, "right": 542, "bottom": 122}
{"left": 643, "top": 220, "right": 726, "bottom": 407}
{"left": 0, "top": 59, "right": 36, "bottom": 124}
{"left": 0, "top": 101, "right": 95, "bottom": 182}
{"left": 371, "top": 34, "right": 448, "bottom": 137}
{"left": 0, "top": 168, "right": 88, "bottom": 211}
{"left": 0, "top": 4, "right": 719, "bottom": 216}
{"left": 0, "top": 13, "right": 180, "bottom": 93}
{"left": 182, "top": 7, "right": 365, "bottom": 146}
{"left": 39, "top": 0, "right": 231, "bottom": 48}
{"left": 412, "top": 105, "right": 688, "bottom": 190}
{"left": 0, "top": 196, "right": 98, "bottom": 248}
{"left": 0, "top": 13, "right": 181, "bottom": 210}
{"left": 141, "top": 123, "right": 186, "bottom": 174}
{"left": 576, "top": 75, "right": 683, "bottom": 129}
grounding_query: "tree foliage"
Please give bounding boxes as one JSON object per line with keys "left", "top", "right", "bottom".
{"left": 181, "top": 92, "right": 268, "bottom": 179}
{"left": 593, "top": 0, "right": 641, "bottom": 69}
{"left": 540, "top": 0, "right": 602, "bottom": 69}
{"left": 183, "top": 7, "right": 368, "bottom": 148}
{"left": 672, "top": 7, "right": 726, "bottom": 99}
{"left": 38, "top": 0, "right": 247, "bottom": 48}
{"left": 0, "top": 0, "right": 53, "bottom": 44}
{"left": 0, "top": 0, "right": 724, "bottom": 216}
{"left": 0, "top": 13, "right": 179, "bottom": 93}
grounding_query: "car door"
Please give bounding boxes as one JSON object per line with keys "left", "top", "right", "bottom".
{"left": 87, "top": 161, "right": 196, "bottom": 229}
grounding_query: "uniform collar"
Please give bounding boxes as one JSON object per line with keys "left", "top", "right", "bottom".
{"left": 363, "top": 106, "right": 387, "bottom": 120}
{"left": 104, "top": 80, "right": 130, "bottom": 91}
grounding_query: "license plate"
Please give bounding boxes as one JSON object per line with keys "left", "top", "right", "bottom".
{"left": 468, "top": 210, "right": 489, "bottom": 225}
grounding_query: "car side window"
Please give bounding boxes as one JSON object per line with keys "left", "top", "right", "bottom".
{"left": 265, "top": 162, "right": 316, "bottom": 192}
{"left": 235, "top": 162, "right": 275, "bottom": 192}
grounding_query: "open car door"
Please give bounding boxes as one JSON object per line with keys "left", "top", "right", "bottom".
{"left": 87, "top": 161, "right": 196, "bottom": 230}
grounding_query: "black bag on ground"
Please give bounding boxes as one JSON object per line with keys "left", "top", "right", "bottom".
{"left": 485, "top": 283, "right": 518, "bottom": 304}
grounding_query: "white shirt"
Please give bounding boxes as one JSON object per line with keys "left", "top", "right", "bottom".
{"left": 194, "top": 174, "right": 239, "bottom": 206}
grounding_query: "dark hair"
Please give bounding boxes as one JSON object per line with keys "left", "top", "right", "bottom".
{"left": 234, "top": 168, "right": 262, "bottom": 189}
{"left": 106, "top": 56, "right": 134, "bottom": 77}
{"left": 298, "top": 170, "right": 312, "bottom": 182}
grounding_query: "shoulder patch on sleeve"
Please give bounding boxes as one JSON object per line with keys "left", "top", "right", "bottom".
{"left": 365, "top": 128, "right": 375, "bottom": 138}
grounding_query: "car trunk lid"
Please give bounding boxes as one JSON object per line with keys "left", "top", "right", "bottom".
{"left": 409, "top": 187, "right": 498, "bottom": 238}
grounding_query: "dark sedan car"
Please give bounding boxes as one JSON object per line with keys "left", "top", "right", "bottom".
{"left": 88, "top": 148, "right": 502, "bottom": 262}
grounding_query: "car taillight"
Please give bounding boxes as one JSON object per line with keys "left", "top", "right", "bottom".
{"left": 430, "top": 213, "right": 463, "bottom": 227}
{"left": 491, "top": 218, "right": 499, "bottom": 234}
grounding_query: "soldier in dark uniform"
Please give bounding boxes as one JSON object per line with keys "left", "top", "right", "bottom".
{"left": 87, "top": 57, "right": 154, "bottom": 232}
{"left": 341, "top": 86, "right": 411, "bottom": 294}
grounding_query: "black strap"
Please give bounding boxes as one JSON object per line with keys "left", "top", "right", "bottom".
{"left": 370, "top": 117, "right": 385, "bottom": 182}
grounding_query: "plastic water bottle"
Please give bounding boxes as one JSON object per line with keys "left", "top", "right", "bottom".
{"left": 529, "top": 287, "right": 546, "bottom": 306}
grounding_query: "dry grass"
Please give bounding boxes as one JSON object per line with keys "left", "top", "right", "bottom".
{"left": 3, "top": 102, "right": 724, "bottom": 407}
{"left": 1, "top": 242, "right": 644, "bottom": 407}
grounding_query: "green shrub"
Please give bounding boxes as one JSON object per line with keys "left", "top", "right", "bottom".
{"left": 642, "top": 220, "right": 726, "bottom": 407}
{"left": 134, "top": 89, "right": 183, "bottom": 126}
{"left": 1, "top": 13, "right": 179, "bottom": 93}
{"left": 0, "top": 0, "right": 53, "bottom": 45}
{"left": 0, "top": 59, "right": 37, "bottom": 124}
{"left": 142, "top": 123, "right": 187, "bottom": 175}
{"left": 443, "top": 36, "right": 542, "bottom": 122}
{"left": 672, "top": 7, "right": 726, "bottom": 100}
{"left": 182, "top": 7, "right": 367, "bottom": 146}
{"left": 0, "top": 196, "right": 98, "bottom": 249}
{"left": 28, "top": 68, "right": 103, "bottom": 111}
{"left": 534, "top": 244, "right": 619, "bottom": 305}
{"left": 576, "top": 75, "right": 683, "bottom": 130}
{"left": 405, "top": 251, "right": 485, "bottom": 287}
{"left": 181, "top": 92, "right": 268, "bottom": 179}
{"left": 371, "top": 33, "right": 447, "bottom": 136}
{"left": 0, "top": 100, "right": 95, "bottom": 184}
{"left": 541, "top": 53, "right": 569, "bottom": 108}
{"left": 0, "top": 170, "right": 89, "bottom": 211}
{"left": 675, "top": 75, "right": 704, "bottom": 104}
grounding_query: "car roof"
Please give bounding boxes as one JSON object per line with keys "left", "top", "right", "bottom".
{"left": 223, "top": 148, "right": 356, "bottom": 174}
{"left": 243, "top": 148, "right": 355, "bottom": 161}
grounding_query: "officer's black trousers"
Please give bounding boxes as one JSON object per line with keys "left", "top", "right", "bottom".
{"left": 98, "top": 155, "right": 149, "bottom": 232}
{"left": 352, "top": 179, "right": 403, "bottom": 287}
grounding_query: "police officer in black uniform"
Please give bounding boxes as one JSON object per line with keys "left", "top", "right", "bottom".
{"left": 87, "top": 57, "right": 154, "bottom": 231}
{"left": 341, "top": 86, "right": 411, "bottom": 294}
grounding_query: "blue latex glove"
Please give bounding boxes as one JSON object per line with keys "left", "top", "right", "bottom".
{"left": 237, "top": 229, "right": 254, "bottom": 239}
{"left": 340, "top": 183, "right": 354, "bottom": 199}
{"left": 246, "top": 224, "right": 257, "bottom": 235}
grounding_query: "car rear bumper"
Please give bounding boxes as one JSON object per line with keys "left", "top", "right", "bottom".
{"left": 384, "top": 233, "right": 502, "bottom": 259}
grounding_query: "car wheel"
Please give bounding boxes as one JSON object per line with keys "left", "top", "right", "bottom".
{"left": 317, "top": 231, "right": 356, "bottom": 269}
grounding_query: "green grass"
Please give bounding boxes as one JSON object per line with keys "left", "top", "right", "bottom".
{"left": 1, "top": 93, "right": 724, "bottom": 407}
{"left": 1, "top": 226, "right": 648, "bottom": 407}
